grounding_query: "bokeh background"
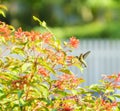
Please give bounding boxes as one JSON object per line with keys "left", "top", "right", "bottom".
{"left": 1, "top": 0, "right": 120, "bottom": 86}
{"left": 1, "top": 0, "right": 120, "bottom": 39}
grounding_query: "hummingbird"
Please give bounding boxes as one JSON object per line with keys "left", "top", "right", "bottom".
{"left": 72, "top": 51, "right": 91, "bottom": 67}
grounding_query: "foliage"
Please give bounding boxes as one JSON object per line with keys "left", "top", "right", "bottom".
{"left": 0, "top": 4, "right": 7, "bottom": 17}
{"left": 0, "top": 6, "right": 120, "bottom": 111}
{"left": 1, "top": 0, "right": 120, "bottom": 38}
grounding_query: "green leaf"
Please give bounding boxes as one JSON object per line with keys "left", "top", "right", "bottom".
{"left": 38, "top": 58, "right": 56, "bottom": 74}
{"left": 0, "top": 5, "right": 8, "bottom": 11}
{"left": 78, "top": 87, "right": 88, "bottom": 94}
{"left": 32, "top": 83, "right": 49, "bottom": 99}
{"left": 41, "top": 21, "right": 47, "bottom": 27}
{"left": 18, "top": 90, "right": 24, "bottom": 99}
{"left": 21, "top": 63, "right": 31, "bottom": 72}
{"left": 53, "top": 40, "right": 62, "bottom": 50}
{"left": 0, "top": 72, "right": 18, "bottom": 82}
{"left": 114, "top": 107, "right": 120, "bottom": 111}
{"left": 0, "top": 5, "right": 8, "bottom": 18}
{"left": 11, "top": 47, "right": 25, "bottom": 56}
{"left": 0, "top": 10, "right": 6, "bottom": 17}
{"left": 33, "top": 16, "right": 48, "bottom": 29}
{"left": 104, "top": 89, "right": 114, "bottom": 93}
{"left": 89, "top": 84, "right": 103, "bottom": 92}
{"left": 113, "top": 94, "right": 120, "bottom": 98}
{"left": 10, "top": 65, "right": 21, "bottom": 73}
{"left": 8, "top": 25, "right": 15, "bottom": 32}
{"left": 38, "top": 106, "right": 49, "bottom": 111}
{"left": 0, "top": 89, "right": 3, "bottom": 94}
{"left": 54, "top": 90, "right": 67, "bottom": 97}
{"left": 19, "top": 98, "right": 25, "bottom": 107}
{"left": 59, "top": 68, "right": 73, "bottom": 74}
{"left": 0, "top": 87, "right": 5, "bottom": 99}
{"left": 0, "top": 59, "right": 4, "bottom": 67}
{"left": 39, "top": 84, "right": 49, "bottom": 99}
{"left": 44, "top": 65, "right": 56, "bottom": 75}
{"left": 71, "top": 89, "right": 78, "bottom": 95}
{"left": 33, "top": 16, "right": 41, "bottom": 24}
{"left": 0, "top": 36, "right": 6, "bottom": 44}
{"left": 108, "top": 95, "right": 115, "bottom": 101}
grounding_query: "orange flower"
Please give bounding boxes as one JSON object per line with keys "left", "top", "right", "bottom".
{"left": 0, "top": 21, "right": 12, "bottom": 39}
{"left": 66, "top": 56, "right": 74, "bottom": 60}
{"left": 62, "top": 103, "right": 73, "bottom": 111}
{"left": 69, "top": 37, "right": 79, "bottom": 48}
{"left": 54, "top": 81, "right": 64, "bottom": 90}
{"left": 54, "top": 74, "right": 82, "bottom": 90}
{"left": 56, "top": 56, "right": 64, "bottom": 64}
{"left": 38, "top": 67, "right": 49, "bottom": 77}
{"left": 101, "top": 99, "right": 118, "bottom": 111}
{"left": 111, "top": 101, "right": 118, "bottom": 107}
{"left": 15, "top": 27, "right": 25, "bottom": 38}
{"left": 40, "top": 32, "right": 52, "bottom": 43}
{"left": 115, "top": 73, "right": 120, "bottom": 82}
{"left": 56, "top": 51, "right": 65, "bottom": 64}
{"left": 25, "top": 31, "right": 40, "bottom": 41}
{"left": 59, "top": 73, "right": 74, "bottom": 80}
{"left": 66, "top": 56, "right": 74, "bottom": 66}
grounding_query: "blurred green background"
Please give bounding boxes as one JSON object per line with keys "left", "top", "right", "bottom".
{"left": 1, "top": 0, "right": 120, "bottom": 39}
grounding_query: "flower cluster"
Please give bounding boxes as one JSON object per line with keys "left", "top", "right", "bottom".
{"left": 101, "top": 99, "right": 118, "bottom": 111}
{"left": 54, "top": 73, "right": 83, "bottom": 90}
{"left": 0, "top": 21, "right": 14, "bottom": 39}
{"left": 15, "top": 27, "right": 52, "bottom": 42}
{"left": 102, "top": 73, "right": 120, "bottom": 89}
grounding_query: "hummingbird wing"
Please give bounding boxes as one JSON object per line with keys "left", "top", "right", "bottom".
{"left": 83, "top": 51, "right": 91, "bottom": 59}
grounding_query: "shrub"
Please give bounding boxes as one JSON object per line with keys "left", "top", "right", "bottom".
{"left": 0, "top": 5, "right": 120, "bottom": 111}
